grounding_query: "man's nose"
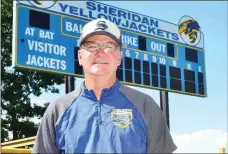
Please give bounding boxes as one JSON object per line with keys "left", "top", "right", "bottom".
{"left": 95, "top": 47, "right": 105, "bottom": 56}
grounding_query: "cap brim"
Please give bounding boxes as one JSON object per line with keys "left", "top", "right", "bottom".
{"left": 79, "top": 31, "right": 122, "bottom": 46}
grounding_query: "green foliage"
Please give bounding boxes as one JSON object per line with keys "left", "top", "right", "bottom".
{"left": 1, "top": 0, "right": 65, "bottom": 142}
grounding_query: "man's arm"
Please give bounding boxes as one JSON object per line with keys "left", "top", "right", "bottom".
{"left": 146, "top": 96, "right": 177, "bottom": 153}
{"left": 32, "top": 101, "right": 60, "bottom": 153}
{"left": 32, "top": 89, "right": 80, "bottom": 153}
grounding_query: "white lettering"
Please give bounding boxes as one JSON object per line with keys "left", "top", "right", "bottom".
{"left": 60, "top": 46, "right": 66, "bottom": 56}
{"left": 73, "top": 24, "right": 81, "bottom": 33}
{"left": 135, "top": 52, "right": 139, "bottom": 59}
{"left": 61, "top": 61, "right": 66, "bottom": 70}
{"left": 28, "top": 40, "right": 34, "bottom": 50}
{"left": 55, "top": 59, "right": 60, "bottom": 69}
{"left": 27, "top": 40, "right": 66, "bottom": 56}
{"left": 126, "top": 50, "right": 130, "bottom": 57}
{"left": 151, "top": 42, "right": 166, "bottom": 53}
{"left": 187, "top": 63, "right": 192, "bottom": 70}
{"left": 31, "top": 55, "right": 37, "bottom": 66}
{"left": 66, "top": 21, "right": 72, "bottom": 31}
{"left": 144, "top": 54, "right": 148, "bottom": 61}
{"left": 65, "top": 21, "right": 83, "bottom": 33}
{"left": 38, "top": 42, "right": 44, "bottom": 52}
{"left": 39, "top": 30, "right": 54, "bottom": 40}
{"left": 53, "top": 45, "right": 59, "bottom": 55}
{"left": 47, "top": 44, "right": 53, "bottom": 53}
{"left": 37, "top": 56, "right": 43, "bottom": 66}
{"left": 76, "top": 40, "right": 80, "bottom": 46}
{"left": 159, "top": 57, "right": 166, "bottom": 65}
{"left": 173, "top": 60, "right": 177, "bottom": 67}
{"left": 25, "top": 27, "right": 35, "bottom": 36}
{"left": 26, "top": 54, "right": 31, "bottom": 65}
{"left": 26, "top": 54, "right": 66, "bottom": 71}
{"left": 43, "top": 56, "right": 50, "bottom": 68}
{"left": 198, "top": 66, "right": 202, "bottom": 72}
{"left": 50, "top": 58, "right": 56, "bottom": 69}
{"left": 121, "top": 35, "right": 137, "bottom": 47}
{"left": 152, "top": 56, "right": 156, "bottom": 62}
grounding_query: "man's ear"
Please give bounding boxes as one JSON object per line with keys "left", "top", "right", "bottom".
{"left": 78, "top": 49, "right": 82, "bottom": 66}
{"left": 117, "top": 51, "right": 123, "bottom": 66}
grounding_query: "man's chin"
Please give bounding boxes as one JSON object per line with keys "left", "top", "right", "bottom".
{"left": 88, "top": 68, "right": 108, "bottom": 75}
{"left": 90, "top": 71, "right": 109, "bottom": 76}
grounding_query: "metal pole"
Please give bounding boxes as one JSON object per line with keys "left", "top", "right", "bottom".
{"left": 160, "top": 90, "right": 170, "bottom": 129}
{"left": 65, "top": 76, "right": 75, "bottom": 94}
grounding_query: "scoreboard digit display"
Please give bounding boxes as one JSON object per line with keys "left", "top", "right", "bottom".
{"left": 13, "top": 1, "right": 207, "bottom": 97}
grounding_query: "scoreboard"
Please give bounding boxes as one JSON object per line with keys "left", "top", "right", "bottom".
{"left": 13, "top": 1, "right": 207, "bottom": 97}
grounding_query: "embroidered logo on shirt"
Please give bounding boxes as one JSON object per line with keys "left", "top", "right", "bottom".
{"left": 111, "top": 109, "right": 133, "bottom": 128}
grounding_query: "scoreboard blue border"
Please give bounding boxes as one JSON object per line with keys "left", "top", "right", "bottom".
{"left": 13, "top": 3, "right": 207, "bottom": 97}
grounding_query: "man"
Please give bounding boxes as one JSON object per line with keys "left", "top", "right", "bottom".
{"left": 32, "top": 18, "right": 177, "bottom": 153}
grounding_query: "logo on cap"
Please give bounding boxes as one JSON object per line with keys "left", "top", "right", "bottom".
{"left": 95, "top": 21, "right": 108, "bottom": 31}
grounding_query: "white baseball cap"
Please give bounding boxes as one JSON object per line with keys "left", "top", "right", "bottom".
{"left": 79, "top": 18, "right": 122, "bottom": 46}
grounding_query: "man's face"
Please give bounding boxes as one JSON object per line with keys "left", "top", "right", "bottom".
{"left": 78, "top": 35, "right": 123, "bottom": 77}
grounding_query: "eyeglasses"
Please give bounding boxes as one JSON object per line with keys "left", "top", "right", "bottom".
{"left": 80, "top": 41, "right": 120, "bottom": 53}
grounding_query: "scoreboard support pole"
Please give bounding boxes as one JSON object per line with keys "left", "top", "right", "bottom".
{"left": 160, "top": 90, "right": 170, "bottom": 130}
{"left": 65, "top": 76, "right": 75, "bottom": 94}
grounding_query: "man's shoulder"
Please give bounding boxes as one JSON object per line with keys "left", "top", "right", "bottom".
{"left": 120, "top": 85, "right": 165, "bottom": 126}
{"left": 119, "top": 83, "right": 164, "bottom": 119}
{"left": 56, "top": 88, "right": 81, "bottom": 102}
{"left": 119, "top": 84, "right": 157, "bottom": 107}
{"left": 47, "top": 88, "right": 82, "bottom": 113}
{"left": 42, "top": 88, "right": 82, "bottom": 125}
{"left": 119, "top": 84, "right": 149, "bottom": 98}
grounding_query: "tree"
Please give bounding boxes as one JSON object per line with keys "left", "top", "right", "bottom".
{"left": 1, "top": 0, "right": 65, "bottom": 142}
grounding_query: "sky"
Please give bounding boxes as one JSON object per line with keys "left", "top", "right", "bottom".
{"left": 28, "top": 1, "right": 227, "bottom": 153}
